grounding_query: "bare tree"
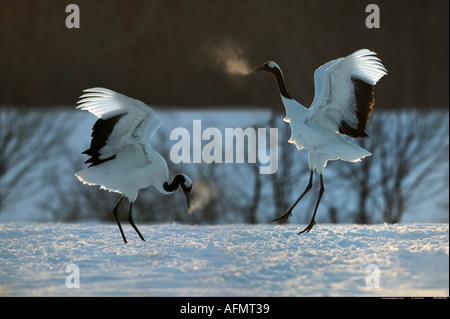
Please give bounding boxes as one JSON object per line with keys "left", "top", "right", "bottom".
{"left": 0, "top": 108, "right": 72, "bottom": 214}
{"left": 38, "top": 108, "right": 448, "bottom": 227}
{"left": 335, "top": 110, "right": 449, "bottom": 224}
{"left": 376, "top": 111, "right": 449, "bottom": 223}
{"left": 39, "top": 148, "right": 117, "bottom": 222}
{"left": 333, "top": 128, "right": 380, "bottom": 224}
{"left": 246, "top": 162, "right": 262, "bottom": 224}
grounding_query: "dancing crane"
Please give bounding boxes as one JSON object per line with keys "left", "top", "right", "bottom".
{"left": 75, "top": 88, "right": 192, "bottom": 243}
{"left": 250, "top": 49, "right": 387, "bottom": 234}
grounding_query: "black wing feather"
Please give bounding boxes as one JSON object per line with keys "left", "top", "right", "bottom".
{"left": 338, "top": 77, "right": 375, "bottom": 138}
{"left": 82, "top": 114, "right": 124, "bottom": 167}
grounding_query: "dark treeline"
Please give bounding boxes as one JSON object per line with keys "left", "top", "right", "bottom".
{"left": 0, "top": 0, "right": 448, "bottom": 109}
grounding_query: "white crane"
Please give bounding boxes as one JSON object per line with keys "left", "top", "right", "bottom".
{"left": 250, "top": 49, "right": 387, "bottom": 234}
{"left": 75, "top": 88, "right": 192, "bottom": 243}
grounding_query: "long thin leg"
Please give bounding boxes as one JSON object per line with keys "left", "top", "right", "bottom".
{"left": 128, "top": 202, "right": 146, "bottom": 242}
{"left": 113, "top": 195, "right": 127, "bottom": 243}
{"left": 273, "top": 170, "right": 314, "bottom": 222}
{"left": 298, "top": 174, "right": 324, "bottom": 234}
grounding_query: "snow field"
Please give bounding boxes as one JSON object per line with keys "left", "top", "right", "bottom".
{"left": 0, "top": 222, "right": 448, "bottom": 297}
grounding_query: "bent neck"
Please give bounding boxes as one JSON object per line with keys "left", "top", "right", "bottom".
{"left": 163, "top": 174, "right": 185, "bottom": 193}
{"left": 271, "top": 68, "right": 292, "bottom": 99}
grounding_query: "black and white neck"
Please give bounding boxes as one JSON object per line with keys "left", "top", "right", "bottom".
{"left": 163, "top": 173, "right": 192, "bottom": 210}
{"left": 163, "top": 173, "right": 192, "bottom": 194}
{"left": 259, "top": 61, "right": 292, "bottom": 99}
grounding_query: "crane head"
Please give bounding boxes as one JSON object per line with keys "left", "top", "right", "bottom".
{"left": 247, "top": 61, "right": 281, "bottom": 75}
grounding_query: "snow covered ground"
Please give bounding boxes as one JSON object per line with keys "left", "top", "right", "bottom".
{"left": 0, "top": 222, "right": 448, "bottom": 297}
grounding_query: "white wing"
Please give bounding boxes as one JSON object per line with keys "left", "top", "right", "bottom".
{"left": 77, "top": 87, "right": 158, "bottom": 164}
{"left": 310, "top": 49, "right": 387, "bottom": 138}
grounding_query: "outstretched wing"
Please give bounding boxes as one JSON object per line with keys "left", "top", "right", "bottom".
{"left": 310, "top": 49, "right": 387, "bottom": 138}
{"left": 77, "top": 87, "right": 158, "bottom": 167}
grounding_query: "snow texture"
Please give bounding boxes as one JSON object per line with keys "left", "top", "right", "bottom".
{"left": 0, "top": 222, "right": 448, "bottom": 297}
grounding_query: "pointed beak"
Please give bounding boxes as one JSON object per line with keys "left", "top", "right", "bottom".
{"left": 184, "top": 190, "right": 191, "bottom": 211}
{"left": 246, "top": 67, "right": 262, "bottom": 75}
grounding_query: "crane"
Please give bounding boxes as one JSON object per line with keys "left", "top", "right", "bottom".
{"left": 249, "top": 49, "right": 387, "bottom": 234}
{"left": 75, "top": 88, "right": 192, "bottom": 243}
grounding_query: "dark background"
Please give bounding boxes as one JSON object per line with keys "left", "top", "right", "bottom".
{"left": 0, "top": 0, "right": 448, "bottom": 109}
